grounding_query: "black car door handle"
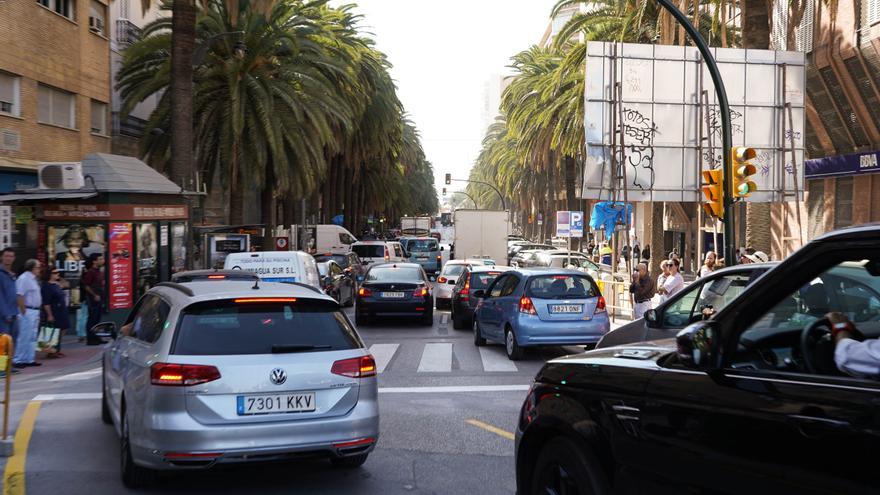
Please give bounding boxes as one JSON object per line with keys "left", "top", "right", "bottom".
{"left": 788, "top": 414, "right": 851, "bottom": 438}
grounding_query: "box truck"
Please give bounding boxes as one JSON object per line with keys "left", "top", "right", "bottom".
{"left": 400, "top": 216, "right": 432, "bottom": 236}
{"left": 452, "top": 210, "right": 509, "bottom": 265}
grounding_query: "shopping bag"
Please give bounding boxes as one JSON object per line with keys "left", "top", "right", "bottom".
{"left": 37, "top": 324, "right": 60, "bottom": 352}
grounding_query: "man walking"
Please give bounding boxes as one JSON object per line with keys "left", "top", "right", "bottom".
{"left": 0, "top": 248, "right": 17, "bottom": 337}
{"left": 81, "top": 253, "right": 107, "bottom": 345}
{"left": 14, "top": 259, "right": 42, "bottom": 368}
{"left": 630, "top": 262, "right": 655, "bottom": 319}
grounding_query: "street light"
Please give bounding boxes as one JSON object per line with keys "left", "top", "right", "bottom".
{"left": 450, "top": 190, "right": 478, "bottom": 209}
{"left": 445, "top": 175, "right": 506, "bottom": 211}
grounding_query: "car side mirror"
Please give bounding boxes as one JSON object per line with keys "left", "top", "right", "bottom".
{"left": 440, "top": 246, "right": 445, "bottom": 251}
{"left": 473, "top": 289, "right": 487, "bottom": 299}
{"left": 92, "top": 321, "right": 117, "bottom": 340}
{"left": 676, "top": 321, "right": 718, "bottom": 369}
{"left": 644, "top": 309, "right": 659, "bottom": 327}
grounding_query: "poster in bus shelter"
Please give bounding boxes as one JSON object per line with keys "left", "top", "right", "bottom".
{"left": 46, "top": 224, "right": 106, "bottom": 306}
{"left": 108, "top": 223, "right": 133, "bottom": 309}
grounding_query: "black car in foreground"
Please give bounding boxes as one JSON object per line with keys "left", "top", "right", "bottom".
{"left": 355, "top": 262, "right": 433, "bottom": 326}
{"left": 450, "top": 265, "right": 511, "bottom": 329}
{"left": 516, "top": 225, "right": 880, "bottom": 495}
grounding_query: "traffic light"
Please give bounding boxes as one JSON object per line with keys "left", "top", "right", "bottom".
{"left": 730, "top": 147, "right": 758, "bottom": 199}
{"left": 445, "top": 173, "right": 451, "bottom": 185}
{"left": 701, "top": 168, "right": 724, "bottom": 219}
{"left": 442, "top": 187, "right": 447, "bottom": 196}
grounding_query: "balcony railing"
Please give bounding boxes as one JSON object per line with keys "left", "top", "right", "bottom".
{"left": 116, "top": 19, "right": 142, "bottom": 46}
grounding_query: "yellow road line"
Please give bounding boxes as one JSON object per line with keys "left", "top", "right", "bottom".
{"left": 4, "top": 401, "right": 42, "bottom": 495}
{"left": 465, "top": 418, "right": 515, "bottom": 440}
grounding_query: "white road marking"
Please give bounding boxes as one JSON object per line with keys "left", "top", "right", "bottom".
{"left": 32, "top": 393, "right": 102, "bottom": 401}
{"left": 479, "top": 348, "right": 518, "bottom": 372}
{"left": 49, "top": 367, "right": 102, "bottom": 382}
{"left": 379, "top": 385, "right": 530, "bottom": 394}
{"left": 368, "top": 343, "right": 399, "bottom": 373}
{"left": 440, "top": 313, "right": 449, "bottom": 325}
{"left": 417, "top": 343, "right": 453, "bottom": 372}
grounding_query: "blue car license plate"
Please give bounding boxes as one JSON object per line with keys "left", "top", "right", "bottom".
{"left": 550, "top": 304, "right": 582, "bottom": 314}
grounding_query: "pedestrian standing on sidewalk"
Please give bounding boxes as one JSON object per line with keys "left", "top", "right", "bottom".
{"left": 599, "top": 242, "right": 612, "bottom": 265}
{"left": 0, "top": 248, "right": 17, "bottom": 338}
{"left": 699, "top": 251, "right": 717, "bottom": 278}
{"left": 658, "top": 258, "right": 685, "bottom": 303}
{"left": 13, "top": 259, "right": 42, "bottom": 368}
{"left": 81, "top": 253, "right": 107, "bottom": 346}
{"left": 630, "top": 262, "right": 655, "bottom": 319}
{"left": 41, "top": 268, "right": 69, "bottom": 358}
{"left": 656, "top": 260, "right": 670, "bottom": 302}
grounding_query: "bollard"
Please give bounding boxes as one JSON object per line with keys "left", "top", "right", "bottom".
{"left": 0, "top": 334, "right": 12, "bottom": 456}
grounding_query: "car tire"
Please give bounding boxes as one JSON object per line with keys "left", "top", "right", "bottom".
{"left": 452, "top": 307, "right": 464, "bottom": 330}
{"left": 473, "top": 319, "right": 486, "bottom": 346}
{"left": 505, "top": 328, "right": 524, "bottom": 361}
{"left": 121, "top": 406, "right": 156, "bottom": 489}
{"left": 331, "top": 453, "right": 369, "bottom": 469}
{"left": 530, "top": 437, "right": 610, "bottom": 495}
{"left": 421, "top": 310, "right": 434, "bottom": 326}
{"left": 343, "top": 288, "right": 355, "bottom": 308}
{"left": 101, "top": 369, "right": 112, "bottom": 425}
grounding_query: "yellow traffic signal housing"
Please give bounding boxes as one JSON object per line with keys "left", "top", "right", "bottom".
{"left": 730, "top": 147, "right": 758, "bottom": 198}
{"left": 701, "top": 169, "right": 724, "bottom": 219}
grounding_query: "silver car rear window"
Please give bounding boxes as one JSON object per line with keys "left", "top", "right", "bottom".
{"left": 172, "top": 299, "right": 362, "bottom": 355}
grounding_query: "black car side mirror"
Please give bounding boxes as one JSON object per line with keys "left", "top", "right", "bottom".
{"left": 473, "top": 289, "right": 487, "bottom": 299}
{"left": 676, "top": 321, "right": 718, "bottom": 369}
{"left": 644, "top": 309, "right": 659, "bottom": 328}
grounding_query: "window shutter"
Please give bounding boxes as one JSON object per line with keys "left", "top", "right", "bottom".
{"left": 37, "top": 85, "right": 51, "bottom": 123}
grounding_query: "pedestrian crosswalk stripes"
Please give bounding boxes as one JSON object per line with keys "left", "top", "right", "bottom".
{"left": 417, "top": 343, "right": 453, "bottom": 372}
{"left": 369, "top": 343, "right": 400, "bottom": 373}
{"left": 478, "top": 347, "right": 518, "bottom": 372}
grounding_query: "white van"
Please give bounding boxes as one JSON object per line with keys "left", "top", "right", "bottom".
{"left": 292, "top": 224, "right": 358, "bottom": 254}
{"left": 223, "top": 251, "right": 322, "bottom": 290}
{"left": 351, "top": 240, "right": 407, "bottom": 266}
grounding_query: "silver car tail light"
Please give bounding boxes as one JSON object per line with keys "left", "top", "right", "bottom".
{"left": 331, "top": 355, "right": 376, "bottom": 378}
{"left": 151, "top": 363, "right": 221, "bottom": 386}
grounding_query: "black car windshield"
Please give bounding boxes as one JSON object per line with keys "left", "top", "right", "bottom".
{"left": 353, "top": 245, "right": 384, "bottom": 258}
{"left": 404, "top": 239, "right": 438, "bottom": 252}
{"left": 173, "top": 300, "right": 361, "bottom": 355}
{"left": 527, "top": 275, "right": 598, "bottom": 299}
{"left": 314, "top": 254, "right": 348, "bottom": 267}
{"left": 471, "top": 271, "right": 504, "bottom": 289}
{"left": 367, "top": 266, "right": 422, "bottom": 282}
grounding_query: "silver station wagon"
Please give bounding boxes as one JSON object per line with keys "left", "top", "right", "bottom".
{"left": 98, "top": 280, "right": 379, "bottom": 488}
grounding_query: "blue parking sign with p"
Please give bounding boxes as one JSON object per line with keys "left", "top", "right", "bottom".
{"left": 570, "top": 211, "right": 584, "bottom": 238}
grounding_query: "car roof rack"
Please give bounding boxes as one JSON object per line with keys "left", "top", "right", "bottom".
{"left": 277, "top": 281, "right": 324, "bottom": 294}
{"left": 155, "top": 282, "right": 195, "bottom": 297}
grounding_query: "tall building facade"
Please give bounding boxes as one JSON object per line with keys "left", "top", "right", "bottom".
{"left": 0, "top": 0, "right": 112, "bottom": 191}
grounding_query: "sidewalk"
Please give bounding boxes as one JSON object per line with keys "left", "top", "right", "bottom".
{"left": 6, "top": 335, "right": 105, "bottom": 381}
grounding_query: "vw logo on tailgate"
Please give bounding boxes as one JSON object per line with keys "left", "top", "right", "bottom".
{"left": 269, "top": 368, "right": 287, "bottom": 385}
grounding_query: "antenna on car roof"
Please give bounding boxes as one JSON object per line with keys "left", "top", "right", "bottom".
{"left": 252, "top": 278, "right": 260, "bottom": 290}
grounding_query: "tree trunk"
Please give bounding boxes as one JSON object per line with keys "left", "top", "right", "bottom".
{"left": 229, "top": 142, "right": 243, "bottom": 225}
{"left": 343, "top": 166, "right": 354, "bottom": 233}
{"left": 261, "top": 165, "right": 275, "bottom": 230}
{"left": 741, "top": 0, "right": 771, "bottom": 49}
{"left": 170, "top": 0, "right": 197, "bottom": 189}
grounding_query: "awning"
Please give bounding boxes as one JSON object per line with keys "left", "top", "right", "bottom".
{"left": 0, "top": 191, "right": 98, "bottom": 202}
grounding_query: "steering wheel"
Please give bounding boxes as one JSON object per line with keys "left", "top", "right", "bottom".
{"left": 800, "top": 318, "right": 837, "bottom": 374}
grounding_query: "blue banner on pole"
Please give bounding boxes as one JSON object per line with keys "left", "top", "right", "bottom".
{"left": 332, "top": 215, "right": 344, "bottom": 226}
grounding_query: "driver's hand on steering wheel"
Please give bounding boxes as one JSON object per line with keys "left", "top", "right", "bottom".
{"left": 825, "top": 312, "right": 865, "bottom": 343}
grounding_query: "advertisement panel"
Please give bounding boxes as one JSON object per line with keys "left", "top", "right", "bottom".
{"left": 136, "top": 223, "right": 158, "bottom": 300}
{"left": 108, "top": 223, "right": 133, "bottom": 309}
{"left": 47, "top": 224, "right": 106, "bottom": 306}
{"left": 583, "top": 42, "right": 805, "bottom": 202}
{"left": 556, "top": 211, "right": 571, "bottom": 237}
{"left": 171, "top": 223, "right": 187, "bottom": 274}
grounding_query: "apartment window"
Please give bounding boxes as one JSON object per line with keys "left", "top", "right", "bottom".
{"left": 38, "top": 84, "right": 76, "bottom": 129}
{"left": 0, "top": 73, "right": 20, "bottom": 117}
{"left": 834, "top": 177, "right": 854, "bottom": 229}
{"left": 37, "top": 0, "right": 74, "bottom": 20}
{"left": 88, "top": 0, "right": 106, "bottom": 35}
{"left": 864, "top": 0, "right": 880, "bottom": 29}
{"left": 90, "top": 100, "right": 107, "bottom": 134}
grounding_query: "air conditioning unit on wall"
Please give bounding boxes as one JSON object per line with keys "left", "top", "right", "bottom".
{"left": 38, "top": 162, "right": 85, "bottom": 189}
{"left": 88, "top": 16, "right": 104, "bottom": 33}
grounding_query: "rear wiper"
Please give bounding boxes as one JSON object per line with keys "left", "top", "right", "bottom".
{"left": 271, "top": 344, "right": 332, "bottom": 354}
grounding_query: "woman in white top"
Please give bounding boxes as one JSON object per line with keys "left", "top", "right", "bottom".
{"left": 698, "top": 251, "right": 717, "bottom": 278}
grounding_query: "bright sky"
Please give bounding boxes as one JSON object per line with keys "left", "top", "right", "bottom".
{"left": 331, "top": 0, "right": 558, "bottom": 195}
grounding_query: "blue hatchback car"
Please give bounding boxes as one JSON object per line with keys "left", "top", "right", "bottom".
{"left": 471, "top": 268, "right": 610, "bottom": 360}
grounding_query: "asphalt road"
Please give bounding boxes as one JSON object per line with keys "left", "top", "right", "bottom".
{"left": 2, "top": 304, "right": 593, "bottom": 495}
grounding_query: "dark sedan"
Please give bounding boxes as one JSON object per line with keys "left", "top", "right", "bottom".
{"left": 596, "top": 262, "right": 777, "bottom": 348}
{"left": 450, "top": 265, "right": 511, "bottom": 330}
{"left": 355, "top": 263, "right": 433, "bottom": 326}
{"left": 317, "top": 260, "right": 355, "bottom": 307}
{"left": 314, "top": 251, "right": 366, "bottom": 282}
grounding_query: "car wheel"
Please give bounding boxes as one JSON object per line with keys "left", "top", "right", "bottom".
{"left": 473, "top": 319, "right": 486, "bottom": 346}
{"left": 531, "top": 437, "right": 610, "bottom": 495}
{"left": 421, "top": 310, "right": 434, "bottom": 326}
{"left": 331, "top": 453, "right": 369, "bottom": 469}
{"left": 343, "top": 287, "right": 355, "bottom": 308}
{"left": 101, "top": 368, "right": 112, "bottom": 425}
{"left": 505, "top": 328, "right": 524, "bottom": 361}
{"left": 121, "top": 405, "right": 156, "bottom": 488}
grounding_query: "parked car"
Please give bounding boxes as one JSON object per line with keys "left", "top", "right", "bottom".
{"left": 317, "top": 260, "right": 356, "bottom": 307}
{"left": 515, "top": 225, "right": 880, "bottom": 494}
{"left": 597, "top": 262, "right": 776, "bottom": 348}
{"left": 510, "top": 249, "right": 549, "bottom": 268}
{"left": 472, "top": 268, "right": 610, "bottom": 360}
{"left": 450, "top": 265, "right": 512, "bottom": 330}
{"left": 224, "top": 251, "right": 322, "bottom": 290}
{"left": 171, "top": 269, "right": 259, "bottom": 283}
{"left": 351, "top": 240, "right": 407, "bottom": 266}
{"left": 314, "top": 252, "right": 366, "bottom": 283}
{"left": 508, "top": 243, "right": 554, "bottom": 263}
{"left": 355, "top": 263, "right": 433, "bottom": 326}
{"left": 98, "top": 281, "right": 378, "bottom": 488}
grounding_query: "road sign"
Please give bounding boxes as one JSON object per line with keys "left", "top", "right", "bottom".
{"left": 556, "top": 211, "right": 584, "bottom": 238}
{"left": 274, "top": 237, "right": 290, "bottom": 251}
{"left": 570, "top": 211, "right": 584, "bottom": 238}
{"left": 537, "top": 213, "right": 543, "bottom": 225}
